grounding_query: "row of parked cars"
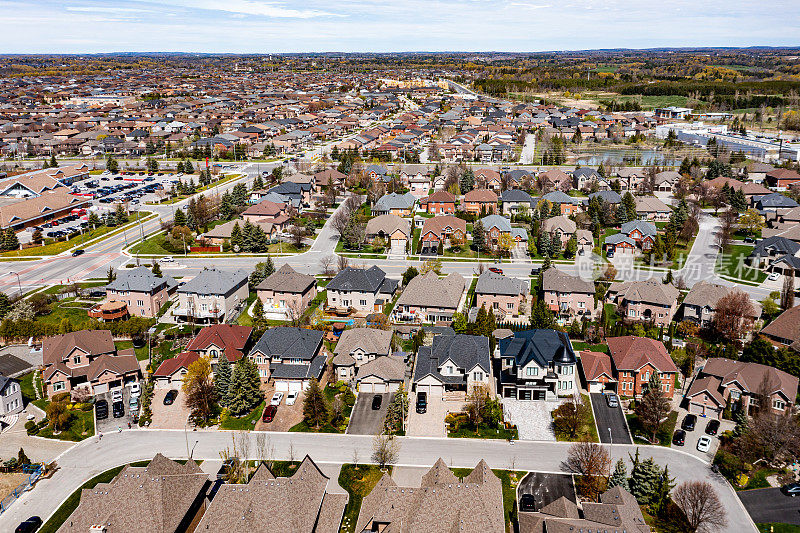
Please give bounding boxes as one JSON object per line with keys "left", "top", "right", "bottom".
{"left": 262, "top": 391, "right": 298, "bottom": 423}
{"left": 96, "top": 383, "right": 141, "bottom": 422}
{"left": 672, "top": 414, "right": 719, "bottom": 452}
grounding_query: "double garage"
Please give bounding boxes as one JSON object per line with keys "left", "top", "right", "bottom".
{"left": 274, "top": 379, "right": 306, "bottom": 393}
{"left": 358, "top": 376, "right": 402, "bottom": 394}
{"left": 414, "top": 375, "right": 444, "bottom": 396}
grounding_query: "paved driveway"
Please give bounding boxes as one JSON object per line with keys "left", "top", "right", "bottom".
{"left": 739, "top": 487, "right": 800, "bottom": 525}
{"left": 407, "top": 393, "right": 460, "bottom": 437}
{"left": 518, "top": 472, "right": 576, "bottom": 511}
{"left": 590, "top": 393, "right": 632, "bottom": 444}
{"left": 96, "top": 388, "right": 138, "bottom": 434}
{"left": 502, "top": 400, "right": 557, "bottom": 441}
{"left": 670, "top": 410, "right": 725, "bottom": 460}
{"left": 149, "top": 388, "right": 190, "bottom": 429}
{"left": 346, "top": 393, "right": 391, "bottom": 435}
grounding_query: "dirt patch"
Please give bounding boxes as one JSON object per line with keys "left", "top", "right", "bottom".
{"left": 0, "top": 473, "right": 28, "bottom": 499}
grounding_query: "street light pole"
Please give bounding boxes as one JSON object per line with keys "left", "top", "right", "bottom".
{"left": 9, "top": 272, "right": 22, "bottom": 297}
{"left": 608, "top": 427, "right": 612, "bottom": 446}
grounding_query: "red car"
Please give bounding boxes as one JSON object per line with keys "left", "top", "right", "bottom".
{"left": 488, "top": 267, "right": 503, "bottom": 275}
{"left": 262, "top": 404, "right": 277, "bottom": 423}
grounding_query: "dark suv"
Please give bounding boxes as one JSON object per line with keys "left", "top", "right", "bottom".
{"left": 95, "top": 399, "right": 109, "bottom": 420}
{"left": 416, "top": 392, "right": 427, "bottom": 414}
{"left": 681, "top": 414, "right": 697, "bottom": 432}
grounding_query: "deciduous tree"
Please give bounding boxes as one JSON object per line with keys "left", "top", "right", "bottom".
{"left": 673, "top": 481, "right": 727, "bottom": 533}
{"left": 552, "top": 395, "right": 592, "bottom": 440}
{"left": 183, "top": 357, "right": 217, "bottom": 425}
{"left": 566, "top": 439, "right": 611, "bottom": 502}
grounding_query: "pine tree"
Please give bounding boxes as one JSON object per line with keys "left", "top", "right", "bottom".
{"left": 184, "top": 160, "right": 194, "bottom": 174}
{"left": 174, "top": 209, "right": 187, "bottom": 227}
{"left": 475, "top": 305, "right": 488, "bottom": 335}
{"left": 230, "top": 222, "right": 242, "bottom": 250}
{"left": 215, "top": 355, "right": 232, "bottom": 407}
{"left": 151, "top": 262, "right": 162, "bottom": 277}
{"left": 622, "top": 192, "right": 637, "bottom": 221}
{"left": 3, "top": 229, "right": 19, "bottom": 251}
{"left": 227, "top": 358, "right": 263, "bottom": 416}
{"left": 472, "top": 220, "right": 485, "bottom": 252}
{"left": 550, "top": 202, "right": 561, "bottom": 217}
{"left": 538, "top": 231, "right": 551, "bottom": 257}
{"left": 0, "top": 292, "right": 10, "bottom": 319}
{"left": 49, "top": 154, "right": 57, "bottom": 168}
{"left": 651, "top": 464, "right": 675, "bottom": 517}
{"left": 219, "top": 192, "right": 234, "bottom": 220}
{"left": 608, "top": 459, "right": 629, "bottom": 491}
{"left": 252, "top": 298, "right": 265, "bottom": 330}
{"left": 115, "top": 203, "right": 128, "bottom": 225}
{"left": 303, "top": 379, "right": 330, "bottom": 429}
{"left": 629, "top": 451, "right": 663, "bottom": 506}
{"left": 176, "top": 160, "right": 184, "bottom": 173}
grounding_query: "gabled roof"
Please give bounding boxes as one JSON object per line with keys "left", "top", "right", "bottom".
{"left": 579, "top": 351, "right": 614, "bottom": 382}
{"left": 255, "top": 263, "right": 316, "bottom": 294}
{"left": 607, "top": 336, "right": 678, "bottom": 374}
{"left": 250, "top": 327, "right": 323, "bottom": 361}
{"left": 153, "top": 351, "right": 199, "bottom": 378}
{"left": 396, "top": 271, "right": 465, "bottom": 310}
{"left": 620, "top": 219, "right": 657, "bottom": 238}
{"left": 185, "top": 324, "right": 252, "bottom": 362}
{"left": 413, "top": 334, "right": 490, "bottom": 384}
{"left": 43, "top": 329, "right": 115, "bottom": 367}
{"left": 542, "top": 266, "right": 594, "bottom": 294}
{"left": 106, "top": 266, "right": 176, "bottom": 294}
{"left": 177, "top": 268, "right": 249, "bottom": 296}
{"left": 327, "top": 266, "right": 397, "bottom": 294}
{"left": 499, "top": 329, "right": 576, "bottom": 369}
{"left": 609, "top": 279, "right": 679, "bottom": 306}
{"left": 334, "top": 327, "right": 392, "bottom": 357}
{"left": 699, "top": 356, "right": 798, "bottom": 402}
{"left": 475, "top": 270, "right": 528, "bottom": 297}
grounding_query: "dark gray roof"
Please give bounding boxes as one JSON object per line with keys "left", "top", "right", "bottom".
{"left": 250, "top": 327, "right": 323, "bottom": 361}
{"left": 751, "top": 236, "right": 800, "bottom": 258}
{"left": 499, "top": 189, "right": 533, "bottom": 204}
{"left": 0, "top": 374, "right": 16, "bottom": 394}
{"left": 755, "top": 193, "right": 799, "bottom": 209}
{"left": 499, "top": 329, "right": 575, "bottom": 368}
{"left": 327, "top": 266, "right": 397, "bottom": 294}
{"left": 589, "top": 190, "right": 622, "bottom": 204}
{"left": 475, "top": 271, "right": 528, "bottom": 297}
{"left": 177, "top": 268, "right": 248, "bottom": 296}
{"left": 413, "top": 334, "right": 490, "bottom": 384}
{"left": 106, "top": 266, "right": 177, "bottom": 294}
{"left": 270, "top": 354, "right": 326, "bottom": 380}
{"left": 620, "top": 219, "right": 657, "bottom": 238}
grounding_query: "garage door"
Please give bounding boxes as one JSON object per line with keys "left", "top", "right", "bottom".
{"left": 360, "top": 383, "right": 374, "bottom": 393}
{"left": 275, "top": 381, "right": 289, "bottom": 392}
{"left": 93, "top": 383, "right": 109, "bottom": 395}
{"left": 390, "top": 239, "right": 405, "bottom": 254}
{"left": 371, "top": 383, "right": 387, "bottom": 393}
{"left": 288, "top": 381, "right": 303, "bottom": 393}
{"left": 588, "top": 382, "right": 604, "bottom": 394}
{"left": 417, "top": 384, "right": 443, "bottom": 396}
{"left": 689, "top": 403, "right": 706, "bottom": 416}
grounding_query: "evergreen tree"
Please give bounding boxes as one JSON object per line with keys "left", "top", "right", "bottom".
{"left": 530, "top": 299, "right": 556, "bottom": 329}
{"left": 214, "top": 355, "right": 232, "bottom": 407}
{"left": 608, "top": 459, "right": 629, "bottom": 491}
{"left": 0, "top": 292, "right": 10, "bottom": 319}
{"left": 459, "top": 168, "right": 475, "bottom": 193}
{"left": 176, "top": 160, "right": 184, "bottom": 173}
{"left": 550, "top": 202, "right": 561, "bottom": 217}
{"left": 538, "top": 231, "right": 551, "bottom": 257}
{"left": 49, "top": 154, "right": 57, "bottom": 167}
{"left": 115, "top": 203, "right": 128, "bottom": 225}
{"left": 184, "top": 160, "right": 194, "bottom": 174}
{"left": 151, "top": 262, "right": 162, "bottom": 277}
{"left": 651, "top": 464, "right": 675, "bottom": 516}
{"left": 252, "top": 298, "right": 265, "bottom": 329}
{"left": 252, "top": 174, "right": 264, "bottom": 190}
{"left": 472, "top": 220, "right": 486, "bottom": 252}
{"left": 302, "top": 379, "right": 330, "bottom": 429}
{"left": 622, "top": 192, "right": 637, "bottom": 221}
{"left": 227, "top": 358, "right": 263, "bottom": 416}
{"left": 174, "top": 208, "right": 187, "bottom": 227}
{"left": 628, "top": 450, "right": 663, "bottom": 506}
{"left": 230, "top": 222, "right": 242, "bottom": 250}
{"left": 219, "top": 192, "right": 234, "bottom": 220}
{"left": 31, "top": 228, "right": 43, "bottom": 245}
{"left": 548, "top": 233, "right": 561, "bottom": 257}
{"left": 564, "top": 235, "right": 577, "bottom": 259}
{"left": 231, "top": 183, "right": 248, "bottom": 206}
{"left": 475, "top": 305, "right": 488, "bottom": 335}
{"left": 452, "top": 312, "right": 468, "bottom": 334}
{"left": 3, "top": 228, "right": 19, "bottom": 251}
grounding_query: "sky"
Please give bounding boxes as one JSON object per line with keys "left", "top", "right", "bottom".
{"left": 1, "top": 0, "right": 798, "bottom": 54}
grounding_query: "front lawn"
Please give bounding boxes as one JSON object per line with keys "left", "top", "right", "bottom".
{"left": 34, "top": 298, "right": 94, "bottom": 326}
{"left": 626, "top": 410, "right": 677, "bottom": 446}
{"left": 758, "top": 524, "right": 800, "bottom": 533}
{"left": 219, "top": 401, "right": 265, "bottom": 430}
{"left": 446, "top": 412, "right": 518, "bottom": 440}
{"left": 290, "top": 383, "right": 354, "bottom": 433}
{"left": 338, "top": 464, "right": 389, "bottom": 533}
{"left": 553, "top": 393, "right": 599, "bottom": 442}
{"left": 716, "top": 244, "right": 766, "bottom": 283}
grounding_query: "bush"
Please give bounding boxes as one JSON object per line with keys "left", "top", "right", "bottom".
{"left": 24, "top": 420, "right": 36, "bottom": 434}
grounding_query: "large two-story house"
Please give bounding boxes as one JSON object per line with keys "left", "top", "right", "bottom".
{"left": 412, "top": 334, "right": 491, "bottom": 396}
{"left": 607, "top": 280, "right": 679, "bottom": 327}
{"left": 99, "top": 266, "right": 177, "bottom": 318}
{"left": 475, "top": 270, "right": 528, "bottom": 318}
{"left": 42, "top": 329, "right": 141, "bottom": 397}
{"left": 607, "top": 336, "right": 678, "bottom": 398}
{"left": 331, "top": 327, "right": 393, "bottom": 382}
{"left": 174, "top": 268, "right": 249, "bottom": 324}
{"left": 255, "top": 264, "right": 318, "bottom": 320}
{"left": 498, "top": 329, "right": 577, "bottom": 401}
{"left": 326, "top": 266, "right": 398, "bottom": 315}
{"left": 542, "top": 267, "right": 596, "bottom": 322}
{"left": 248, "top": 327, "right": 326, "bottom": 392}
{"left": 681, "top": 280, "right": 761, "bottom": 329}
{"left": 393, "top": 272, "right": 465, "bottom": 324}
{"left": 185, "top": 324, "right": 252, "bottom": 369}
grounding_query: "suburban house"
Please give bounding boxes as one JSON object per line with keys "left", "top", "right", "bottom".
{"left": 573, "top": 167, "right": 603, "bottom": 190}
{"left": 748, "top": 236, "right": 800, "bottom": 268}
{"left": 393, "top": 271, "right": 466, "bottom": 324}
{"left": 42, "top": 329, "right": 140, "bottom": 398}
{"left": 538, "top": 168, "right": 571, "bottom": 191}
{"left": 248, "top": 327, "right": 326, "bottom": 391}
{"left": 326, "top": 266, "right": 398, "bottom": 315}
{"left": 354, "top": 355, "right": 406, "bottom": 393}
{"left": 479, "top": 214, "right": 527, "bottom": 251}
{"left": 356, "top": 459, "right": 504, "bottom": 533}
{"left": 419, "top": 215, "right": 467, "bottom": 253}
{"left": 373, "top": 192, "right": 416, "bottom": 216}
{"left": 419, "top": 190, "right": 456, "bottom": 214}
{"left": 540, "top": 191, "right": 580, "bottom": 216}
{"left": 197, "top": 456, "right": 347, "bottom": 533}
{"left": 766, "top": 168, "right": 800, "bottom": 190}
{"left": 519, "top": 486, "right": 650, "bottom": 533}
{"left": 753, "top": 192, "right": 800, "bottom": 212}
{"left": 100, "top": 266, "right": 177, "bottom": 318}
{"left": 364, "top": 214, "right": 411, "bottom": 254}
{"left": 761, "top": 304, "right": 800, "bottom": 349}
{"left": 681, "top": 280, "right": 762, "bottom": 329}
{"left": 174, "top": 268, "right": 249, "bottom": 324}
{"left": 153, "top": 351, "right": 200, "bottom": 389}
{"left": 578, "top": 350, "right": 617, "bottom": 393}
{"left": 314, "top": 168, "right": 346, "bottom": 191}
{"left": 255, "top": 264, "right": 318, "bottom": 319}
{"left": 497, "top": 329, "right": 577, "bottom": 400}
{"left": 241, "top": 199, "right": 288, "bottom": 225}
{"left": 0, "top": 374, "right": 23, "bottom": 415}
{"left": 57, "top": 454, "right": 210, "bottom": 533}
{"left": 475, "top": 168, "right": 502, "bottom": 190}
{"left": 331, "top": 327, "right": 393, "bottom": 381}
{"left": 616, "top": 168, "right": 646, "bottom": 191}
{"left": 607, "top": 280, "right": 679, "bottom": 327}
{"left": 500, "top": 189, "right": 533, "bottom": 216}
{"left": 576, "top": 229, "right": 594, "bottom": 253}
{"left": 607, "top": 336, "right": 678, "bottom": 398}
{"left": 619, "top": 220, "right": 658, "bottom": 251}
{"left": 185, "top": 324, "right": 252, "bottom": 368}
{"left": 541, "top": 215, "right": 576, "bottom": 247}
{"left": 475, "top": 270, "right": 529, "bottom": 318}
{"left": 542, "top": 267, "right": 596, "bottom": 322}
{"left": 462, "top": 188, "right": 498, "bottom": 215}
{"left": 654, "top": 170, "right": 681, "bottom": 192}
{"left": 635, "top": 196, "right": 672, "bottom": 221}
{"left": 413, "top": 334, "right": 491, "bottom": 396}
{"left": 685, "top": 357, "right": 799, "bottom": 419}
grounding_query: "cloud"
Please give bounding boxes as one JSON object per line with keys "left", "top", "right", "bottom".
{"left": 171, "top": 0, "right": 343, "bottom": 18}
{"left": 66, "top": 6, "right": 153, "bottom": 13}
{"left": 508, "top": 2, "right": 550, "bottom": 8}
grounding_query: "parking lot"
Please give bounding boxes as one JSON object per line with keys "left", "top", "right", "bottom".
{"left": 590, "top": 393, "right": 632, "bottom": 444}
{"left": 346, "top": 392, "right": 391, "bottom": 435}
{"left": 739, "top": 487, "right": 800, "bottom": 525}
{"left": 95, "top": 386, "right": 139, "bottom": 434}
{"left": 518, "top": 472, "right": 577, "bottom": 512}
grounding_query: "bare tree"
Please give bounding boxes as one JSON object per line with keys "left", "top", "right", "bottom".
{"left": 565, "top": 438, "right": 612, "bottom": 502}
{"left": 465, "top": 384, "right": 491, "bottom": 426}
{"left": 713, "top": 290, "right": 755, "bottom": 342}
{"left": 781, "top": 270, "right": 795, "bottom": 310}
{"left": 337, "top": 255, "right": 349, "bottom": 272}
{"left": 331, "top": 208, "right": 349, "bottom": 236}
{"left": 319, "top": 255, "right": 335, "bottom": 278}
{"left": 235, "top": 431, "right": 252, "bottom": 481}
{"left": 372, "top": 434, "right": 400, "bottom": 470}
{"left": 673, "top": 481, "right": 728, "bottom": 533}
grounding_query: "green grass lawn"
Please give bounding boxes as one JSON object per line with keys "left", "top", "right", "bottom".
{"left": 716, "top": 244, "right": 766, "bottom": 283}
{"left": 758, "top": 524, "right": 800, "bottom": 533}
{"left": 36, "top": 406, "right": 95, "bottom": 441}
{"left": 290, "top": 385, "right": 352, "bottom": 433}
{"left": 447, "top": 413, "right": 518, "bottom": 440}
{"left": 571, "top": 342, "right": 609, "bottom": 353}
{"left": 626, "top": 410, "right": 678, "bottom": 446}
{"left": 115, "top": 340, "right": 149, "bottom": 361}
{"left": 219, "top": 401, "right": 265, "bottom": 430}
{"left": 41, "top": 281, "right": 106, "bottom": 295}
{"left": 442, "top": 245, "right": 480, "bottom": 258}
{"left": 131, "top": 231, "right": 305, "bottom": 256}
{"left": 35, "top": 298, "right": 94, "bottom": 326}
{"left": 338, "top": 464, "right": 389, "bottom": 533}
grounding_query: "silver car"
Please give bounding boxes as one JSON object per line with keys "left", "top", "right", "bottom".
{"left": 605, "top": 393, "right": 619, "bottom": 408}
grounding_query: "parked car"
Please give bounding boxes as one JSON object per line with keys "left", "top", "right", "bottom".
{"left": 15, "top": 516, "right": 42, "bottom": 533}
{"left": 112, "top": 401, "right": 125, "bottom": 418}
{"left": 95, "top": 399, "right": 109, "bottom": 420}
{"left": 163, "top": 389, "right": 178, "bottom": 405}
{"left": 161, "top": 256, "right": 174, "bottom": 262}
{"left": 111, "top": 389, "right": 123, "bottom": 403}
{"left": 262, "top": 404, "right": 278, "bottom": 423}
{"left": 128, "top": 382, "right": 141, "bottom": 397}
{"left": 696, "top": 436, "right": 712, "bottom": 453}
{"left": 286, "top": 391, "right": 298, "bottom": 406}
{"left": 519, "top": 494, "right": 536, "bottom": 512}
{"left": 744, "top": 236, "right": 755, "bottom": 243}
{"left": 682, "top": 414, "right": 697, "bottom": 431}
{"left": 530, "top": 266, "right": 541, "bottom": 275}
{"left": 605, "top": 393, "right": 619, "bottom": 408}
{"left": 606, "top": 250, "right": 615, "bottom": 258}
{"left": 371, "top": 394, "right": 383, "bottom": 410}
{"left": 488, "top": 267, "right": 503, "bottom": 275}
{"left": 672, "top": 429, "right": 686, "bottom": 446}
{"left": 705, "top": 419, "right": 720, "bottom": 436}
{"left": 768, "top": 272, "right": 780, "bottom": 281}
{"left": 781, "top": 482, "right": 800, "bottom": 497}
{"left": 416, "top": 391, "right": 427, "bottom": 414}
{"left": 129, "top": 396, "right": 139, "bottom": 412}
{"left": 270, "top": 392, "right": 284, "bottom": 406}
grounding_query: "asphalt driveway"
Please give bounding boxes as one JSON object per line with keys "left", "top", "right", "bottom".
{"left": 739, "top": 487, "right": 800, "bottom": 525}
{"left": 0, "top": 354, "right": 31, "bottom": 377}
{"left": 518, "top": 472, "right": 576, "bottom": 511}
{"left": 346, "top": 392, "right": 391, "bottom": 435}
{"left": 590, "top": 393, "right": 632, "bottom": 444}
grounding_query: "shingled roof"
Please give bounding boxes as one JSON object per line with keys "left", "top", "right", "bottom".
{"left": 256, "top": 263, "right": 316, "bottom": 294}
{"left": 606, "top": 336, "right": 677, "bottom": 374}
{"left": 396, "top": 271, "right": 465, "bottom": 310}
{"left": 475, "top": 270, "right": 528, "bottom": 297}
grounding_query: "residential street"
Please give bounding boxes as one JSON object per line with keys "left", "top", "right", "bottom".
{"left": 0, "top": 430, "right": 756, "bottom": 532}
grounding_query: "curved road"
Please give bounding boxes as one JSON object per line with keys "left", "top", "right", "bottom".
{"left": 0, "top": 430, "right": 754, "bottom": 531}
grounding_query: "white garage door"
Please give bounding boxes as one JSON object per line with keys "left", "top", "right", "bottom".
{"left": 417, "top": 384, "right": 444, "bottom": 396}
{"left": 288, "top": 381, "right": 303, "bottom": 393}
{"left": 390, "top": 239, "right": 405, "bottom": 254}
{"left": 689, "top": 403, "right": 706, "bottom": 416}
{"left": 371, "top": 383, "right": 387, "bottom": 393}
{"left": 588, "top": 382, "right": 604, "bottom": 394}
{"left": 93, "top": 383, "right": 109, "bottom": 395}
{"left": 275, "top": 381, "right": 289, "bottom": 392}
{"left": 360, "top": 383, "right": 374, "bottom": 393}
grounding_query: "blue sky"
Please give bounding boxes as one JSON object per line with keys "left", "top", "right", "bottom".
{"left": 1, "top": 0, "right": 798, "bottom": 53}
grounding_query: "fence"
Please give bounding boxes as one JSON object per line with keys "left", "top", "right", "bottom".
{"left": 0, "top": 463, "right": 45, "bottom": 514}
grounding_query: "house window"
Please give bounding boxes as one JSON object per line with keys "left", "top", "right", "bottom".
{"left": 73, "top": 356, "right": 81, "bottom": 364}
{"left": 507, "top": 303, "right": 514, "bottom": 309}
{"left": 360, "top": 300, "right": 367, "bottom": 306}
{"left": 210, "top": 350, "right": 218, "bottom": 357}
{"left": 137, "top": 300, "right": 144, "bottom": 307}
{"left": 578, "top": 301, "right": 585, "bottom": 308}
{"left": 53, "top": 382, "right": 65, "bottom": 392}
{"left": 644, "top": 371, "right": 649, "bottom": 381}
{"left": 730, "top": 390, "right": 740, "bottom": 400}
{"left": 774, "top": 399, "right": 786, "bottom": 410}
{"left": 526, "top": 367, "right": 538, "bottom": 377}
{"left": 473, "top": 371, "right": 483, "bottom": 381}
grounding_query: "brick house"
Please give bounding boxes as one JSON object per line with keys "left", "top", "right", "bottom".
{"left": 607, "top": 336, "right": 678, "bottom": 398}
{"left": 542, "top": 267, "right": 596, "bottom": 322}
{"left": 419, "top": 190, "right": 457, "bottom": 214}
{"left": 420, "top": 215, "right": 467, "bottom": 253}
{"left": 578, "top": 350, "right": 617, "bottom": 393}
{"left": 607, "top": 280, "right": 679, "bottom": 327}
{"left": 475, "top": 270, "right": 529, "bottom": 318}
{"left": 102, "top": 266, "right": 177, "bottom": 318}
{"left": 462, "top": 188, "right": 498, "bottom": 215}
